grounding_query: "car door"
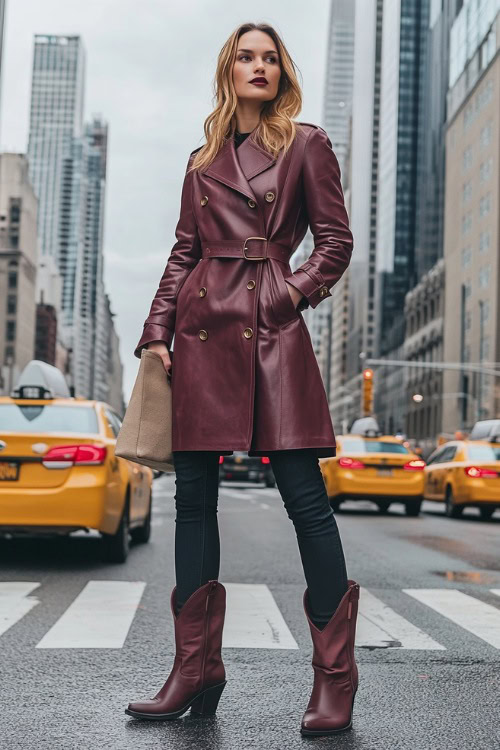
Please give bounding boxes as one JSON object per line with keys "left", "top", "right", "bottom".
{"left": 434, "top": 445, "right": 457, "bottom": 499}
{"left": 425, "top": 448, "right": 445, "bottom": 499}
{"left": 107, "top": 408, "right": 149, "bottom": 522}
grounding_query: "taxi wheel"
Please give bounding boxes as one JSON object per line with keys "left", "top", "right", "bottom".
{"left": 376, "top": 500, "right": 391, "bottom": 514}
{"left": 102, "top": 499, "right": 130, "bottom": 563}
{"left": 131, "top": 489, "right": 152, "bottom": 544}
{"left": 479, "top": 506, "right": 495, "bottom": 521}
{"left": 445, "top": 486, "right": 462, "bottom": 519}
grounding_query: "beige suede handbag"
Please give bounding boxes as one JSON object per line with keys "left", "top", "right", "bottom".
{"left": 115, "top": 348, "right": 174, "bottom": 472}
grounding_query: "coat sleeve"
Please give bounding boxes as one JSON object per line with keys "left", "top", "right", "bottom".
{"left": 284, "top": 126, "right": 353, "bottom": 310}
{"left": 134, "top": 152, "right": 202, "bottom": 358}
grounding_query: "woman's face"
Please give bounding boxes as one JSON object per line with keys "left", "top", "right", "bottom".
{"left": 232, "top": 30, "right": 281, "bottom": 106}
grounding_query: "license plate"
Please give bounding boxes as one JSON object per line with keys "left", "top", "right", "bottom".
{"left": 232, "top": 465, "right": 247, "bottom": 471}
{"left": 376, "top": 468, "right": 393, "bottom": 477}
{"left": 0, "top": 461, "right": 20, "bottom": 481}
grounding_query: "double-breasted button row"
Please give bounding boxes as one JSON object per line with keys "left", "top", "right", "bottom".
{"left": 199, "top": 287, "right": 207, "bottom": 297}
{"left": 199, "top": 327, "right": 253, "bottom": 340}
{"left": 319, "top": 285, "right": 329, "bottom": 297}
{"left": 247, "top": 198, "right": 256, "bottom": 208}
{"left": 247, "top": 192, "right": 275, "bottom": 208}
{"left": 200, "top": 196, "right": 208, "bottom": 206}
{"left": 247, "top": 279, "right": 256, "bottom": 290}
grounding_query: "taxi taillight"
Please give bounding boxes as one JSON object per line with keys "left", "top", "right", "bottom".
{"left": 42, "top": 444, "right": 107, "bottom": 469}
{"left": 464, "top": 466, "right": 498, "bottom": 478}
{"left": 261, "top": 456, "right": 270, "bottom": 464}
{"left": 403, "top": 459, "right": 426, "bottom": 471}
{"left": 338, "top": 457, "right": 365, "bottom": 470}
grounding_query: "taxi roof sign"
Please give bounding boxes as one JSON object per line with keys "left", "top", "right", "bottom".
{"left": 11, "top": 360, "right": 71, "bottom": 399}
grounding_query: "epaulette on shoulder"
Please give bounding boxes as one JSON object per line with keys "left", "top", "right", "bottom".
{"left": 296, "top": 121, "right": 326, "bottom": 134}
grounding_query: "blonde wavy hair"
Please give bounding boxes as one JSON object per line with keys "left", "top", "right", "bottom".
{"left": 189, "top": 22, "right": 303, "bottom": 173}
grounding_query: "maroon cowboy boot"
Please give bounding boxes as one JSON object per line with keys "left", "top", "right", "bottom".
{"left": 300, "top": 579, "right": 360, "bottom": 735}
{"left": 125, "top": 579, "right": 227, "bottom": 720}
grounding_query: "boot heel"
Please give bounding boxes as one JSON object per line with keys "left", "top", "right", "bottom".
{"left": 190, "top": 681, "right": 226, "bottom": 715}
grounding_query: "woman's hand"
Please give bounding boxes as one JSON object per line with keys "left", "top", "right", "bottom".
{"left": 285, "top": 281, "right": 304, "bottom": 309}
{"left": 146, "top": 341, "right": 172, "bottom": 377}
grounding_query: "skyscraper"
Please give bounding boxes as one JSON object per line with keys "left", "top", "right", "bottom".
{"left": 27, "top": 35, "right": 85, "bottom": 260}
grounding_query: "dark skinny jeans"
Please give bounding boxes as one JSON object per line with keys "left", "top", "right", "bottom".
{"left": 172, "top": 449, "right": 349, "bottom": 628}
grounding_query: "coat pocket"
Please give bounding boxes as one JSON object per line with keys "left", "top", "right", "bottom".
{"left": 272, "top": 266, "right": 300, "bottom": 328}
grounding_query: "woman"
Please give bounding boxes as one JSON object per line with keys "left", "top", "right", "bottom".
{"left": 125, "top": 21, "right": 360, "bottom": 736}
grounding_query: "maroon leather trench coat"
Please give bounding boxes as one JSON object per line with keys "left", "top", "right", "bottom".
{"left": 134, "top": 121, "right": 353, "bottom": 458}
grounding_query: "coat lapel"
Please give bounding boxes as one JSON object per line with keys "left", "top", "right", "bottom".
{"left": 202, "top": 131, "right": 277, "bottom": 202}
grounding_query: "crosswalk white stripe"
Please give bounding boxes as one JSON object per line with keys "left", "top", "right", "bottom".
{"left": 36, "top": 581, "right": 146, "bottom": 649}
{"left": 257, "top": 488, "right": 280, "bottom": 497}
{"left": 0, "top": 582, "right": 40, "bottom": 638}
{"left": 222, "top": 583, "right": 298, "bottom": 649}
{"left": 357, "top": 587, "right": 445, "bottom": 650}
{"left": 404, "top": 589, "right": 500, "bottom": 649}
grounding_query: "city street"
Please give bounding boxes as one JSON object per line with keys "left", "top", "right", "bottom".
{"left": 1, "top": 474, "right": 499, "bottom": 750}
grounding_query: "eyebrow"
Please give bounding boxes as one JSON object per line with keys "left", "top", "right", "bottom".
{"left": 237, "top": 48, "right": 278, "bottom": 55}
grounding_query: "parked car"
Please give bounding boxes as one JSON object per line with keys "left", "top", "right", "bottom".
{"left": 424, "top": 439, "right": 500, "bottom": 519}
{"left": 0, "top": 360, "right": 153, "bottom": 562}
{"left": 320, "top": 429, "right": 425, "bottom": 516}
{"left": 219, "top": 451, "right": 276, "bottom": 487}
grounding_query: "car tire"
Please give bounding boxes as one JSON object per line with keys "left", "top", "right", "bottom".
{"left": 376, "top": 500, "right": 391, "bottom": 514}
{"left": 479, "top": 506, "right": 495, "bottom": 521}
{"left": 405, "top": 498, "right": 422, "bottom": 517}
{"left": 265, "top": 477, "right": 276, "bottom": 488}
{"left": 102, "top": 498, "right": 130, "bottom": 563}
{"left": 131, "top": 489, "right": 152, "bottom": 544}
{"left": 445, "top": 486, "right": 462, "bottom": 519}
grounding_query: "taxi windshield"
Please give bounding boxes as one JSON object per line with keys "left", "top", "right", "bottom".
{"left": 341, "top": 438, "right": 409, "bottom": 454}
{"left": 0, "top": 404, "right": 99, "bottom": 434}
{"left": 467, "top": 444, "right": 500, "bottom": 462}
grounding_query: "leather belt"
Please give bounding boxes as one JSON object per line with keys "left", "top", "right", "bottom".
{"left": 202, "top": 237, "right": 290, "bottom": 263}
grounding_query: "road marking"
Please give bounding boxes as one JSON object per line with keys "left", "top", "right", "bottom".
{"left": 222, "top": 583, "right": 298, "bottom": 649}
{"left": 0, "top": 582, "right": 40, "bottom": 638}
{"left": 357, "top": 587, "right": 445, "bottom": 650}
{"left": 257, "top": 488, "right": 279, "bottom": 497}
{"left": 36, "top": 581, "right": 146, "bottom": 649}
{"left": 220, "top": 489, "right": 254, "bottom": 500}
{"left": 260, "top": 503, "right": 270, "bottom": 510}
{"left": 404, "top": 589, "right": 500, "bottom": 649}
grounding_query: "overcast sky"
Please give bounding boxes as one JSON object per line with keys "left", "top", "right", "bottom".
{"left": 1, "top": 0, "right": 330, "bottom": 401}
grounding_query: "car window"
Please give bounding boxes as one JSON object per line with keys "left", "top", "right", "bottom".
{"left": 439, "top": 446, "right": 457, "bottom": 463}
{"left": 0, "top": 404, "right": 99, "bottom": 433}
{"left": 426, "top": 449, "right": 443, "bottom": 466}
{"left": 341, "top": 438, "right": 409, "bottom": 454}
{"left": 467, "top": 444, "right": 500, "bottom": 462}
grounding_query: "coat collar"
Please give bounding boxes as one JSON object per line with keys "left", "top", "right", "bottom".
{"left": 201, "top": 130, "right": 277, "bottom": 202}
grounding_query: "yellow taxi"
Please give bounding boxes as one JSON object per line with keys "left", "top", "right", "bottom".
{"left": 320, "top": 422, "right": 425, "bottom": 516}
{"left": 423, "top": 439, "right": 500, "bottom": 520}
{"left": 0, "top": 360, "right": 153, "bottom": 562}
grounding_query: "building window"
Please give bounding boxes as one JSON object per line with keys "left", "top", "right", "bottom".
{"left": 462, "top": 146, "right": 472, "bottom": 171}
{"left": 462, "top": 181, "right": 472, "bottom": 203}
{"left": 479, "top": 230, "right": 490, "bottom": 253}
{"left": 461, "top": 246, "right": 472, "bottom": 269}
{"left": 6, "top": 321, "right": 16, "bottom": 341}
{"left": 479, "top": 158, "right": 492, "bottom": 183}
{"left": 461, "top": 212, "right": 472, "bottom": 234}
{"left": 478, "top": 264, "right": 490, "bottom": 289}
{"left": 479, "top": 122, "right": 492, "bottom": 148}
{"left": 8, "top": 272, "right": 17, "bottom": 289}
{"left": 479, "top": 193, "right": 491, "bottom": 217}
{"left": 7, "top": 295, "right": 16, "bottom": 314}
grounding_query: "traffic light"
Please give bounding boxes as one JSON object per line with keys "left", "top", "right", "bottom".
{"left": 362, "top": 368, "right": 374, "bottom": 415}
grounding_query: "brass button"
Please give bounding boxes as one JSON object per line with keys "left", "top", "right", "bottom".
{"left": 265, "top": 191, "right": 275, "bottom": 202}
{"left": 246, "top": 280, "right": 256, "bottom": 290}
{"left": 199, "top": 287, "right": 207, "bottom": 297}
{"left": 200, "top": 196, "right": 208, "bottom": 206}
{"left": 319, "top": 285, "right": 329, "bottom": 297}
{"left": 243, "top": 327, "right": 253, "bottom": 339}
{"left": 199, "top": 329, "right": 208, "bottom": 340}
{"left": 247, "top": 198, "right": 256, "bottom": 208}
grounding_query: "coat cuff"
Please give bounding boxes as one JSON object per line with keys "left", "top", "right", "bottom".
{"left": 134, "top": 322, "right": 174, "bottom": 359}
{"left": 284, "top": 263, "right": 332, "bottom": 309}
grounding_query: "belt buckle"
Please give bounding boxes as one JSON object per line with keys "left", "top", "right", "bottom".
{"left": 243, "top": 236, "right": 267, "bottom": 261}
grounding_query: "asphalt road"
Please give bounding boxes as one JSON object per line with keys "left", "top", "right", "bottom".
{"left": 1, "top": 474, "right": 499, "bottom": 750}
